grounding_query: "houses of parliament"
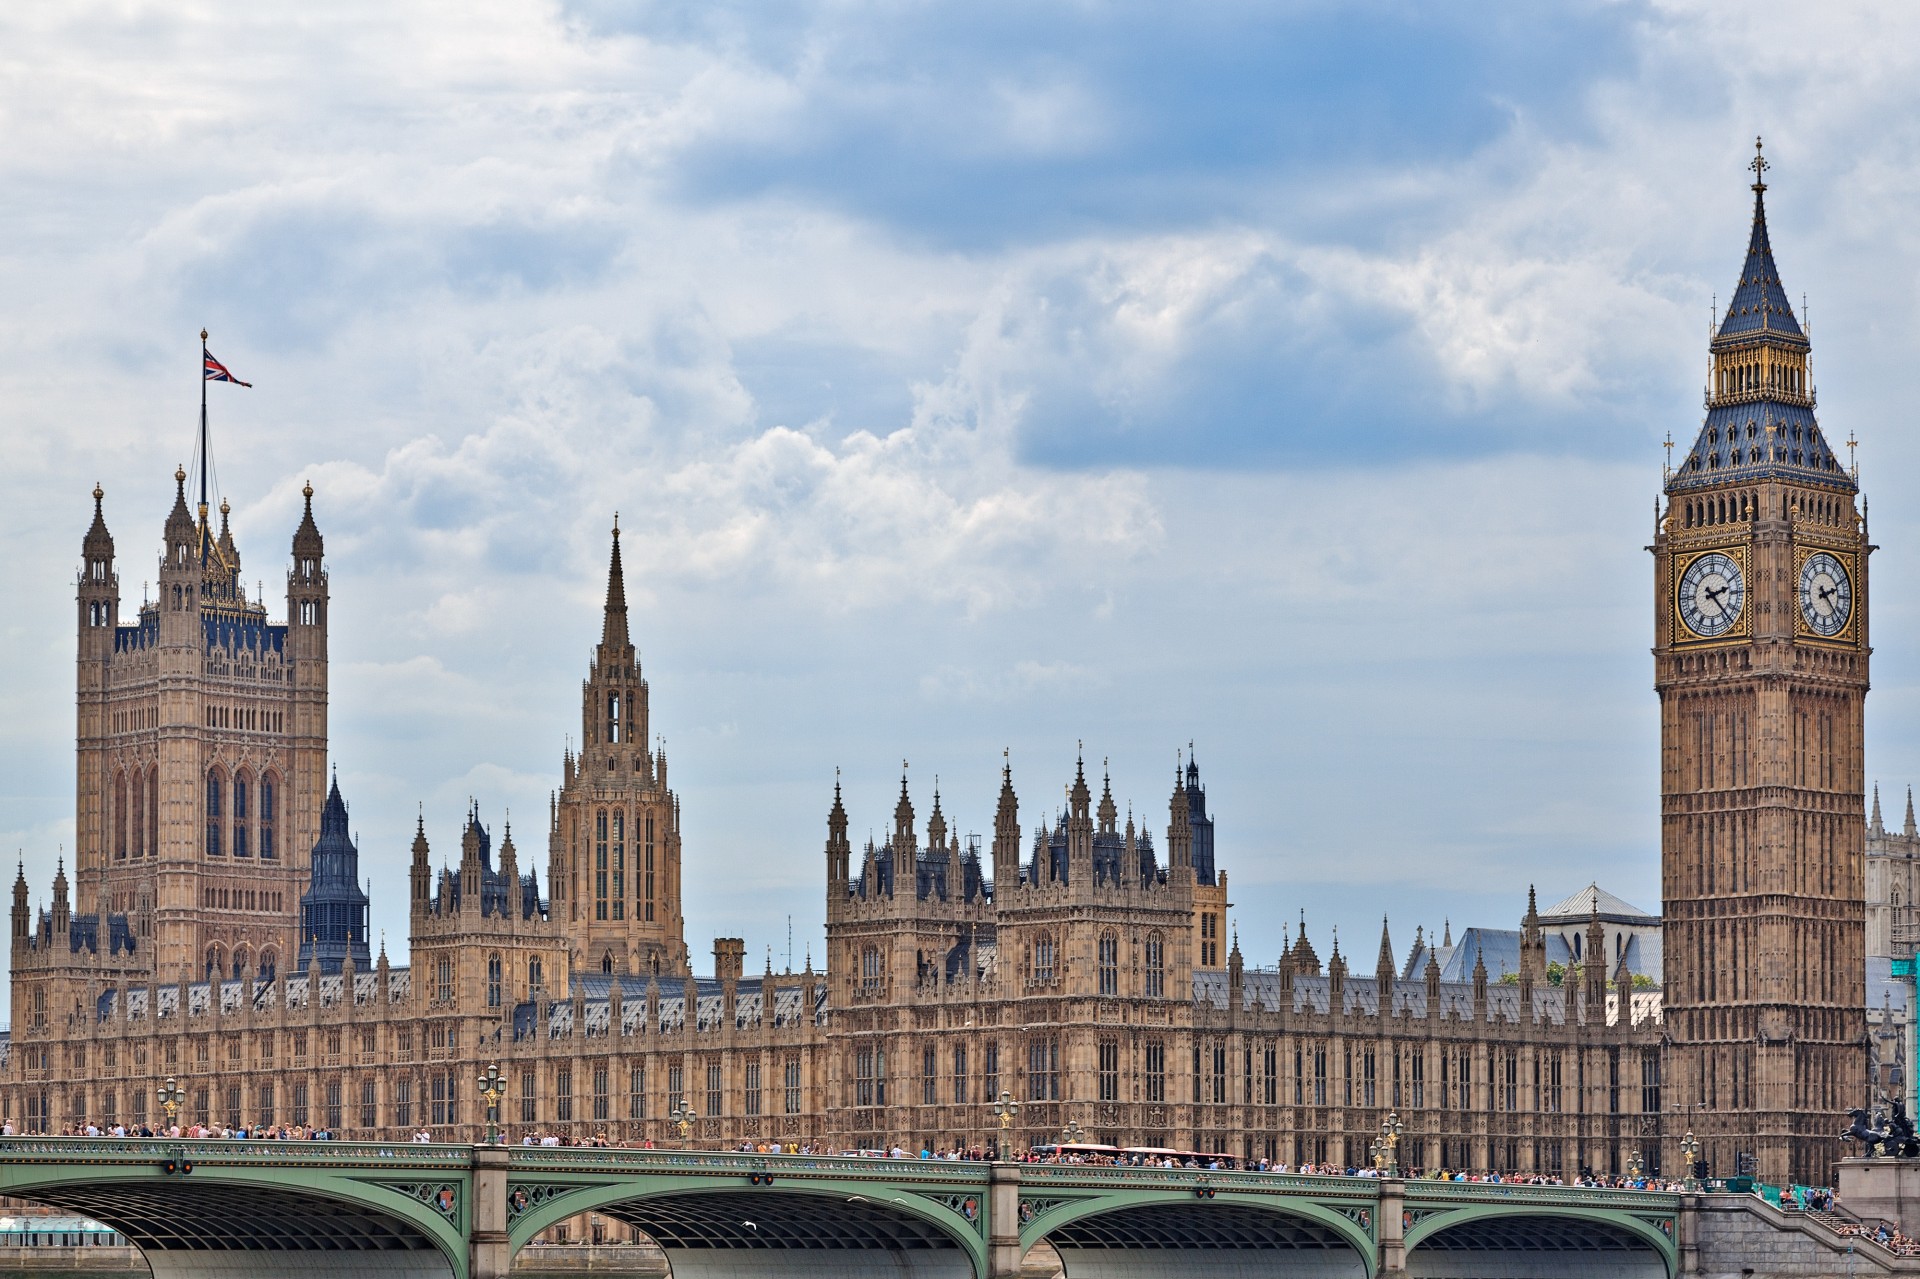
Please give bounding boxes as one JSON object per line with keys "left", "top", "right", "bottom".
{"left": 0, "top": 152, "right": 1874, "bottom": 1188}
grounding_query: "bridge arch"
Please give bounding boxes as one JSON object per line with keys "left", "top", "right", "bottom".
{"left": 1023, "top": 1190, "right": 1375, "bottom": 1279}
{"left": 507, "top": 1176, "right": 987, "bottom": 1279}
{"left": 1404, "top": 1206, "right": 1675, "bottom": 1279}
{"left": 0, "top": 1158, "right": 467, "bottom": 1279}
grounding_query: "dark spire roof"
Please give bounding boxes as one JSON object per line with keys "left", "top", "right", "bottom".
{"left": 602, "top": 516, "right": 630, "bottom": 651}
{"left": 1669, "top": 139, "right": 1853, "bottom": 497}
{"left": 84, "top": 484, "right": 113, "bottom": 557}
{"left": 164, "top": 466, "right": 195, "bottom": 541}
{"left": 1715, "top": 146, "right": 1803, "bottom": 341}
{"left": 299, "top": 773, "right": 370, "bottom": 975}
{"left": 292, "top": 481, "right": 323, "bottom": 557}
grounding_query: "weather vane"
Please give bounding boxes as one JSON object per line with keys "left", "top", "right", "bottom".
{"left": 1750, "top": 135, "right": 1769, "bottom": 191}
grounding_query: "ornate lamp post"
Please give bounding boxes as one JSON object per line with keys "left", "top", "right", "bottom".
{"left": 1369, "top": 1136, "right": 1391, "bottom": 1174}
{"left": 669, "top": 1101, "right": 699, "bottom": 1150}
{"left": 1627, "top": 1150, "right": 1646, "bottom": 1184}
{"left": 1680, "top": 1131, "right": 1703, "bottom": 1192}
{"left": 476, "top": 1064, "right": 506, "bottom": 1145}
{"left": 993, "top": 1091, "right": 1021, "bottom": 1162}
{"left": 1059, "top": 1119, "right": 1084, "bottom": 1153}
{"left": 155, "top": 1077, "right": 183, "bottom": 1133}
{"left": 1378, "top": 1111, "right": 1404, "bottom": 1178}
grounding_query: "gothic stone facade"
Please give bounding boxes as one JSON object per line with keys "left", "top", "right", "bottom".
{"left": 0, "top": 162, "right": 1873, "bottom": 1182}
{"left": 0, "top": 469, "right": 1668, "bottom": 1176}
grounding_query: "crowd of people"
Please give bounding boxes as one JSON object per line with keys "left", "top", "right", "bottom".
{"left": 19, "top": 1121, "right": 338, "bottom": 1140}
{"left": 1808, "top": 1207, "right": 1920, "bottom": 1257}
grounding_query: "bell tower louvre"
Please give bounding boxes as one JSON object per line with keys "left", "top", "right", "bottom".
{"left": 1655, "top": 140, "right": 1869, "bottom": 1187}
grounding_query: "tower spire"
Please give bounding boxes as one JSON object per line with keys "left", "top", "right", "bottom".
{"left": 602, "top": 515, "right": 630, "bottom": 651}
{"left": 1671, "top": 136, "right": 1847, "bottom": 494}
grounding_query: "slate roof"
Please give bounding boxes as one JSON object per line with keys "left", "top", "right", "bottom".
{"left": 1669, "top": 178, "right": 1854, "bottom": 496}
{"left": 1541, "top": 883, "right": 1655, "bottom": 922}
{"left": 1717, "top": 187, "right": 1804, "bottom": 340}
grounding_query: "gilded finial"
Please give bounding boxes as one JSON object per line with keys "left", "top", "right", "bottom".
{"left": 613, "top": 511, "right": 620, "bottom": 540}
{"left": 219, "top": 498, "right": 230, "bottom": 517}
{"left": 200, "top": 328, "right": 208, "bottom": 342}
{"left": 302, "top": 481, "right": 313, "bottom": 501}
{"left": 175, "top": 464, "right": 186, "bottom": 485}
{"left": 1750, "top": 135, "right": 1769, "bottom": 192}
{"left": 92, "top": 483, "right": 103, "bottom": 504}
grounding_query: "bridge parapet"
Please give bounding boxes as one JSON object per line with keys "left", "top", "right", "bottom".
{"left": 0, "top": 1136, "right": 473, "bottom": 1167}
{"left": 506, "top": 1146, "right": 987, "bottom": 1182}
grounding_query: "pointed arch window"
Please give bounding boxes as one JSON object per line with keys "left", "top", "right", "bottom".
{"left": 1032, "top": 933, "right": 1056, "bottom": 985}
{"left": 1098, "top": 930, "right": 1119, "bottom": 996}
{"left": 434, "top": 957, "right": 454, "bottom": 1004}
{"left": 860, "top": 946, "right": 881, "bottom": 994}
{"left": 601, "top": 950, "right": 615, "bottom": 975}
{"left": 114, "top": 773, "right": 128, "bottom": 861}
{"left": 232, "top": 772, "right": 250, "bottom": 858}
{"left": 528, "top": 957, "right": 544, "bottom": 996}
{"left": 612, "top": 810, "right": 626, "bottom": 921}
{"left": 259, "top": 774, "right": 277, "bottom": 860}
{"left": 608, "top": 693, "right": 621, "bottom": 743}
{"left": 594, "top": 810, "right": 609, "bottom": 921}
{"left": 1145, "top": 932, "right": 1166, "bottom": 998}
{"left": 205, "top": 769, "right": 224, "bottom": 857}
{"left": 645, "top": 812, "right": 656, "bottom": 922}
{"left": 487, "top": 954, "right": 503, "bottom": 1008}
{"left": 146, "top": 765, "right": 158, "bottom": 857}
{"left": 259, "top": 950, "right": 277, "bottom": 982}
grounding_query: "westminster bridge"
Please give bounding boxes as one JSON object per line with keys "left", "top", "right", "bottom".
{"left": 0, "top": 1136, "right": 1830, "bottom": 1279}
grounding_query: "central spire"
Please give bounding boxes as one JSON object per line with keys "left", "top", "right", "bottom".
{"left": 602, "top": 515, "right": 630, "bottom": 652}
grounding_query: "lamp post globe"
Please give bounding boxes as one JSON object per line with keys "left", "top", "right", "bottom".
{"left": 477, "top": 1064, "right": 507, "bottom": 1145}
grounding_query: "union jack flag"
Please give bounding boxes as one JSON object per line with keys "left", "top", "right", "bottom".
{"left": 203, "top": 350, "right": 251, "bottom": 387}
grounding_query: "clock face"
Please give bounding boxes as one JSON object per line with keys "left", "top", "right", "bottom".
{"left": 1677, "top": 552, "right": 1745, "bottom": 639}
{"left": 1799, "top": 551, "right": 1853, "bottom": 637}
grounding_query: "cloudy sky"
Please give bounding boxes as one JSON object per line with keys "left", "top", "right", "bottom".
{"left": 4, "top": 1, "right": 1920, "bottom": 1000}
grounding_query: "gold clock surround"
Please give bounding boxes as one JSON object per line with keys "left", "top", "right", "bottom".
{"left": 1671, "top": 545, "right": 1752, "bottom": 646}
{"left": 1793, "top": 545, "right": 1858, "bottom": 644}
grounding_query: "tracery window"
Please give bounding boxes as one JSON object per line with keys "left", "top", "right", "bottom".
{"left": 486, "top": 954, "right": 502, "bottom": 1008}
{"left": 1032, "top": 933, "right": 1056, "bottom": 985}
{"left": 612, "top": 810, "right": 626, "bottom": 921}
{"left": 113, "top": 768, "right": 127, "bottom": 856}
{"left": 1029, "top": 1036, "right": 1060, "bottom": 1101}
{"left": 232, "top": 772, "right": 250, "bottom": 857}
{"left": 1097, "top": 931, "right": 1118, "bottom": 995}
{"left": 595, "top": 810, "right": 609, "bottom": 921}
{"left": 259, "top": 774, "right": 277, "bottom": 860}
{"left": 1145, "top": 932, "right": 1165, "bottom": 997}
{"left": 205, "top": 769, "right": 224, "bottom": 856}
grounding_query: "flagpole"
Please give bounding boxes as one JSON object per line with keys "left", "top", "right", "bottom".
{"left": 198, "top": 329, "right": 210, "bottom": 567}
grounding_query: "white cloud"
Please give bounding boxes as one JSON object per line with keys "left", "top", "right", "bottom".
{"left": 5, "top": 0, "right": 1920, "bottom": 1010}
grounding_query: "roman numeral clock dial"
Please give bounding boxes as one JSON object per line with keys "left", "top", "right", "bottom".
{"left": 1798, "top": 550, "right": 1853, "bottom": 638}
{"left": 1676, "top": 550, "right": 1745, "bottom": 639}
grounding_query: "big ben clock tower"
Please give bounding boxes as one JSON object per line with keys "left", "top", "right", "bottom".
{"left": 1656, "top": 140, "right": 1868, "bottom": 1188}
